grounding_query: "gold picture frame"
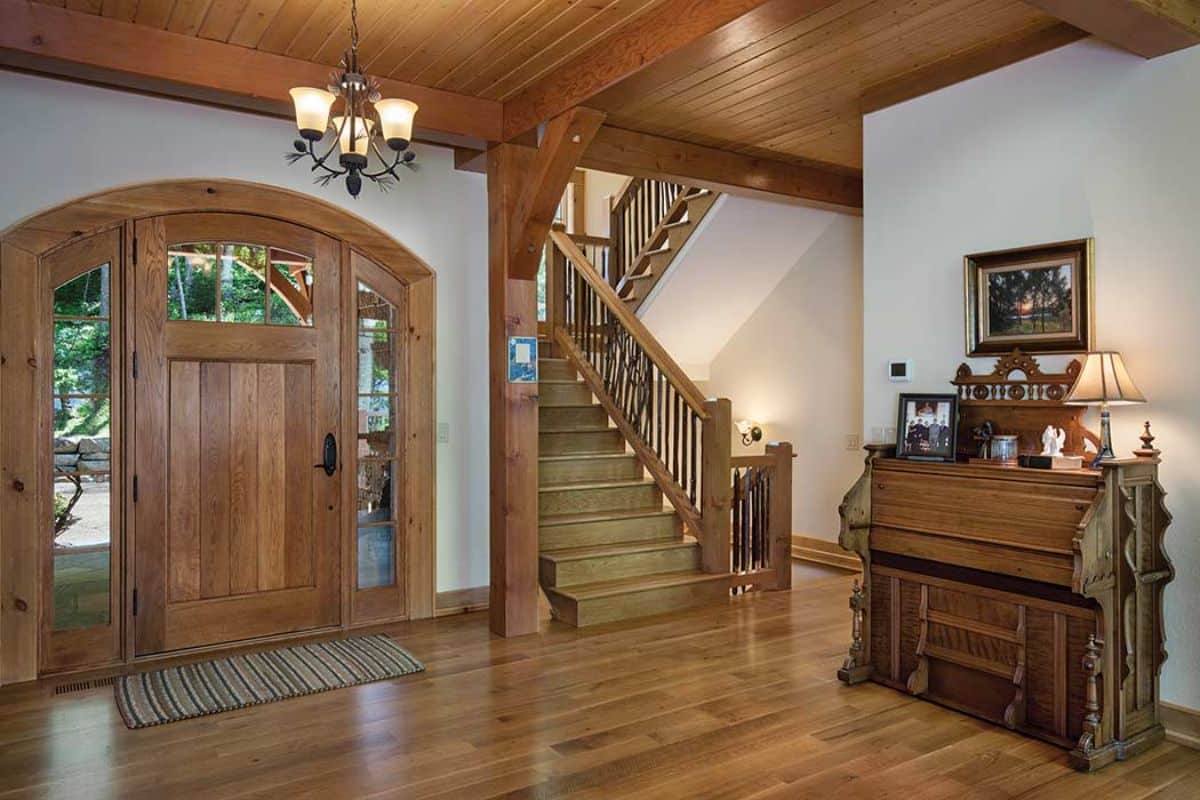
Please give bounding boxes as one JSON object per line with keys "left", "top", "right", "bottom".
{"left": 963, "top": 238, "right": 1094, "bottom": 356}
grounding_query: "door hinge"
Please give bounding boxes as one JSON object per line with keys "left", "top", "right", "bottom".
{"left": 132, "top": 474, "right": 139, "bottom": 503}
{"left": 132, "top": 237, "right": 138, "bottom": 265}
{"left": 132, "top": 350, "right": 138, "bottom": 380}
{"left": 132, "top": 589, "right": 138, "bottom": 617}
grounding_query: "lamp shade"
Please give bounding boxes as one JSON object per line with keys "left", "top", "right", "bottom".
{"left": 1065, "top": 351, "right": 1146, "bottom": 406}
{"left": 332, "top": 116, "right": 374, "bottom": 157}
{"left": 374, "top": 99, "right": 418, "bottom": 147}
{"left": 289, "top": 87, "right": 336, "bottom": 135}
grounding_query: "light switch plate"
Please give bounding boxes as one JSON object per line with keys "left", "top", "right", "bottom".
{"left": 845, "top": 433, "right": 861, "bottom": 451}
{"left": 437, "top": 422, "right": 450, "bottom": 444}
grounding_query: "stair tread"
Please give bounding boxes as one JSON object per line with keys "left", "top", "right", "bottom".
{"left": 539, "top": 379, "right": 586, "bottom": 385}
{"left": 539, "top": 453, "right": 634, "bottom": 462}
{"left": 540, "top": 538, "right": 697, "bottom": 561}
{"left": 539, "top": 508, "right": 676, "bottom": 527}
{"left": 539, "top": 425, "right": 615, "bottom": 434}
{"left": 662, "top": 219, "right": 691, "bottom": 229}
{"left": 546, "top": 570, "right": 727, "bottom": 600}
{"left": 683, "top": 188, "right": 713, "bottom": 200}
{"left": 539, "top": 478, "right": 655, "bottom": 493}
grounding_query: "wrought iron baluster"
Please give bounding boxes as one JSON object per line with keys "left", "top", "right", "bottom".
{"left": 689, "top": 410, "right": 698, "bottom": 507}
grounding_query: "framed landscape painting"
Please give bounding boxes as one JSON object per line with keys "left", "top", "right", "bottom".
{"left": 963, "top": 238, "right": 1094, "bottom": 356}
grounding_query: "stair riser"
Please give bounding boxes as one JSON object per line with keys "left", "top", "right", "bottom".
{"left": 540, "top": 456, "right": 642, "bottom": 485}
{"left": 539, "top": 360, "right": 577, "bottom": 381}
{"left": 539, "top": 514, "right": 680, "bottom": 550}
{"left": 539, "top": 484, "right": 660, "bottom": 516}
{"left": 539, "top": 382, "right": 593, "bottom": 406}
{"left": 685, "top": 193, "right": 717, "bottom": 218}
{"left": 667, "top": 223, "right": 694, "bottom": 251}
{"left": 547, "top": 579, "right": 728, "bottom": 627}
{"left": 539, "top": 429, "right": 624, "bottom": 455}
{"left": 541, "top": 545, "right": 700, "bottom": 588}
{"left": 539, "top": 405, "right": 608, "bottom": 430}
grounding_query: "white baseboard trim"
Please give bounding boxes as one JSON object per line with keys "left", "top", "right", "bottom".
{"left": 791, "top": 535, "right": 860, "bottom": 572}
{"left": 1162, "top": 701, "right": 1200, "bottom": 750}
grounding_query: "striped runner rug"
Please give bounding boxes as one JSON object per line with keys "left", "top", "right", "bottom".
{"left": 115, "top": 634, "right": 424, "bottom": 729}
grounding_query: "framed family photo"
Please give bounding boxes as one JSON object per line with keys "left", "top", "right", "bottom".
{"left": 895, "top": 393, "right": 958, "bottom": 462}
{"left": 963, "top": 239, "right": 1094, "bottom": 356}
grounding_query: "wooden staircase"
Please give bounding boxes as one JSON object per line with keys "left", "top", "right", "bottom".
{"left": 538, "top": 356, "right": 728, "bottom": 626}
{"left": 615, "top": 188, "right": 718, "bottom": 310}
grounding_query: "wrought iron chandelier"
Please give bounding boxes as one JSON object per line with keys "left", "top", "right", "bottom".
{"left": 286, "top": 0, "right": 419, "bottom": 198}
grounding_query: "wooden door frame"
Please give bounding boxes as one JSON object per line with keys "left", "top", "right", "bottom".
{"left": 0, "top": 180, "right": 437, "bottom": 684}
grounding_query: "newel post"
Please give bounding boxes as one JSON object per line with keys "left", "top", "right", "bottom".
{"left": 700, "top": 398, "right": 732, "bottom": 574}
{"left": 767, "top": 441, "right": 793, "bottom": 590}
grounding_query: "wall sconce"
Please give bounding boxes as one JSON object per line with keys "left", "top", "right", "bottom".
{"left": 736, "top": 419, "right": 763, "bottom": 447}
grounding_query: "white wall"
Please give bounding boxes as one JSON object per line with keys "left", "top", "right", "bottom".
{"left": 580, "top": 168, "right": 628, "bottom": 237}
{"left": 641, "top": 196, "right": 843, "bottom": 380}
{"left": 0, "top": 71, "right": 490, "bottom": 593}
{"left": 863, "top": 39, "right": 1200, "bottom": 708}
{"left": 706, "top": 216, "right": 864, "bottom": 541}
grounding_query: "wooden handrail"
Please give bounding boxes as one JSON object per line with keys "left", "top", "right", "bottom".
{"left": 568, "top": 232, "right": 610, "bottom": 247}
{"left": 550, "top": 228, "right": 709, "bottom": 417}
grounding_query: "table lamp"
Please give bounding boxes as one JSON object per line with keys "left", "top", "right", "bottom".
{"left": 1065, "top": 351, "right": 1145, "bottom": 465}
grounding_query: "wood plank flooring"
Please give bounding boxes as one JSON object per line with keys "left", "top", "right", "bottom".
{"left": 1, "top": 571, "right": 1198, "bottom": 799}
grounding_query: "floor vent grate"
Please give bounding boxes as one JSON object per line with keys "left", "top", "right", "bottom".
{"left": 54, "top": 675, "right": 117, "bottom": 695}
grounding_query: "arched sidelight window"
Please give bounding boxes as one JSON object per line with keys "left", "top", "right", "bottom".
{"left": 43, "top": 229, "right": 123, "bottom": 671}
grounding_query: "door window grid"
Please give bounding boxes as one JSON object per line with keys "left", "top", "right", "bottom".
{"left": 167, "top": 242, "right": 314, "bottom": 326}
{"left": 356, "top": 281, "right": 400, "bottom": 590}
{"left": 51, "top": 264, "right": 114, "bottom": 631}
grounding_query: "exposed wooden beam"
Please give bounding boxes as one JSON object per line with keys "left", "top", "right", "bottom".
{"left": 1024, "top": 0, "right": 1200, "bottom": 58}
{"left": 508, "top": 108, "right": 606, "bottom": 280}
{"left": 581, "top": 126, "right": 862, "bottom": 211}
{"left": 0, "top": 0, "right": 501, "bottom": 143}
{"left": 860, "top": 22, "right": 1088, "bottom": 115}
{"left": 501, "top": 0, "right": 835, "bottom": 140}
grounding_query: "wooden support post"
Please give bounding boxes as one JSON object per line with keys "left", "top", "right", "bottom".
{"left": 488, "top": 108, "right": 605, "bottom": 637}
{"left": 488, "top": 143, "right": 540, "bottom": 638}
{"left": 699, "top": 398, "right": 732, "bottom": 574}
{"left": 767, "top": 441, "right": 793, "bottom": 591}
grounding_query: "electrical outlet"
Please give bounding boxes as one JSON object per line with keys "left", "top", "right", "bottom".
{"left": 845, "top": 433, "right": 861, "bottom": 451}
{"left": 871, "top": 426, "right": 884, "bottom": 443}
{"left": 884, "top": 426, "right": 897, "bottom": 443}
{"left": 437, "top": 422, "right": 450, "bottom": 444}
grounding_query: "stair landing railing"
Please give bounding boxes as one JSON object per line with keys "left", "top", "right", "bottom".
{"left": 548, "top": 226, "right": 791, "bottom": 592}
{"left": 608, "top": 177, "right": 685, "bottom": 290}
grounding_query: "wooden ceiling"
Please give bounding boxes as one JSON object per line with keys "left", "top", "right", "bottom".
{"left": 8, "top": 0, "right": 1200, "bottom": 205}
{"left": 591, "top": 0, "right": 1077, "bottom": 170}
{"left": 29, "top": 0, "right": 672, "bottom": 101}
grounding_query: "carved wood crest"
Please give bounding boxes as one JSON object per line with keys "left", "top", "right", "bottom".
{"left": 952, "top": 349, "right": 1099, "bottom": 459}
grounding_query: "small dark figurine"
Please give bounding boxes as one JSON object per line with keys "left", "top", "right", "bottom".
{"left": 971, "top": 420, "right": 995, "bottom": 459}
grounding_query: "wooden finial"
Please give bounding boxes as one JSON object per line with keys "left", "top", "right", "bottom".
{"left": 1134, "top": 420, "right": 1161, "bottom": 459}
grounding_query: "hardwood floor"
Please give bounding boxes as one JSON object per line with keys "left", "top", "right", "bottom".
{"left": 2, "top": 572, "right": 1198, "bottom": 799}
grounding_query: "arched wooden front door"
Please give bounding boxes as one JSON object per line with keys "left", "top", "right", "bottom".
{"left": 0, "top": 181, "right": 437, "bottom": 684}
{"left": 131, "top": 214, "right": 343, "bottom": 655}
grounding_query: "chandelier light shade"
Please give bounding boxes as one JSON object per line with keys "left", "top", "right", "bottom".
{"left": 285, "top": 0, "right": 419, "bottom": 198}
{"left": 289, "top": 87, "right": 337, "bottom": 139}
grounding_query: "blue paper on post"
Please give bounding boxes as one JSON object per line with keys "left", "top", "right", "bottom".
{"left": 508, "top": 336, "right": 538, "bottom": 383}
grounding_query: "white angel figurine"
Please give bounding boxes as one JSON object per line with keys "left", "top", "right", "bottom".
{"left": 1041, "top": 425, "right": 1066, "bottom": 457}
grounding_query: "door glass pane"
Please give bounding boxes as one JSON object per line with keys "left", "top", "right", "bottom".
{"left": 220, "top": 244, "right": 267, "bottom": 323}
{"left": 357, "top": 331, "right": 395, "bottom": 394}
{"left": 357, "top": 283, "right": 394, "bottom": 329}
{"left": 167, "top": 241, "right": 313, "bottom": 325}
{"left": 357, "top": 462, "right": 393, "bottom": 524}
{"left": 168, "top": 243, "right": 218, "bottom": 321}
{"left": 357, "top": 524, "right": 395, "bottom": 590}
{"left": 52, "top": 264, "right": 112, "bottom": 631}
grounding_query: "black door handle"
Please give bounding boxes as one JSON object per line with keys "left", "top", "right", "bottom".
{"left": 314, "top": 433, "right": 337, "bottom": 476}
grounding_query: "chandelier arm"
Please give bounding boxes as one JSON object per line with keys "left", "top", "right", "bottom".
{"left": 359, "top": 141, "right": 403, "bottom": 180}
{"left": 306, "top": 138, "right": 346, "bottom": 177}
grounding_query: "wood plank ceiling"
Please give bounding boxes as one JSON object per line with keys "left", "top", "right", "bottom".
{"left": 25, "top": 0, "right": 1074, "bottom": 174}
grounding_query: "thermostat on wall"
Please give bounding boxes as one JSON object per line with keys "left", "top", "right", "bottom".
{"left": 888, "top": 359, "right": 913, "bottom": 383}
